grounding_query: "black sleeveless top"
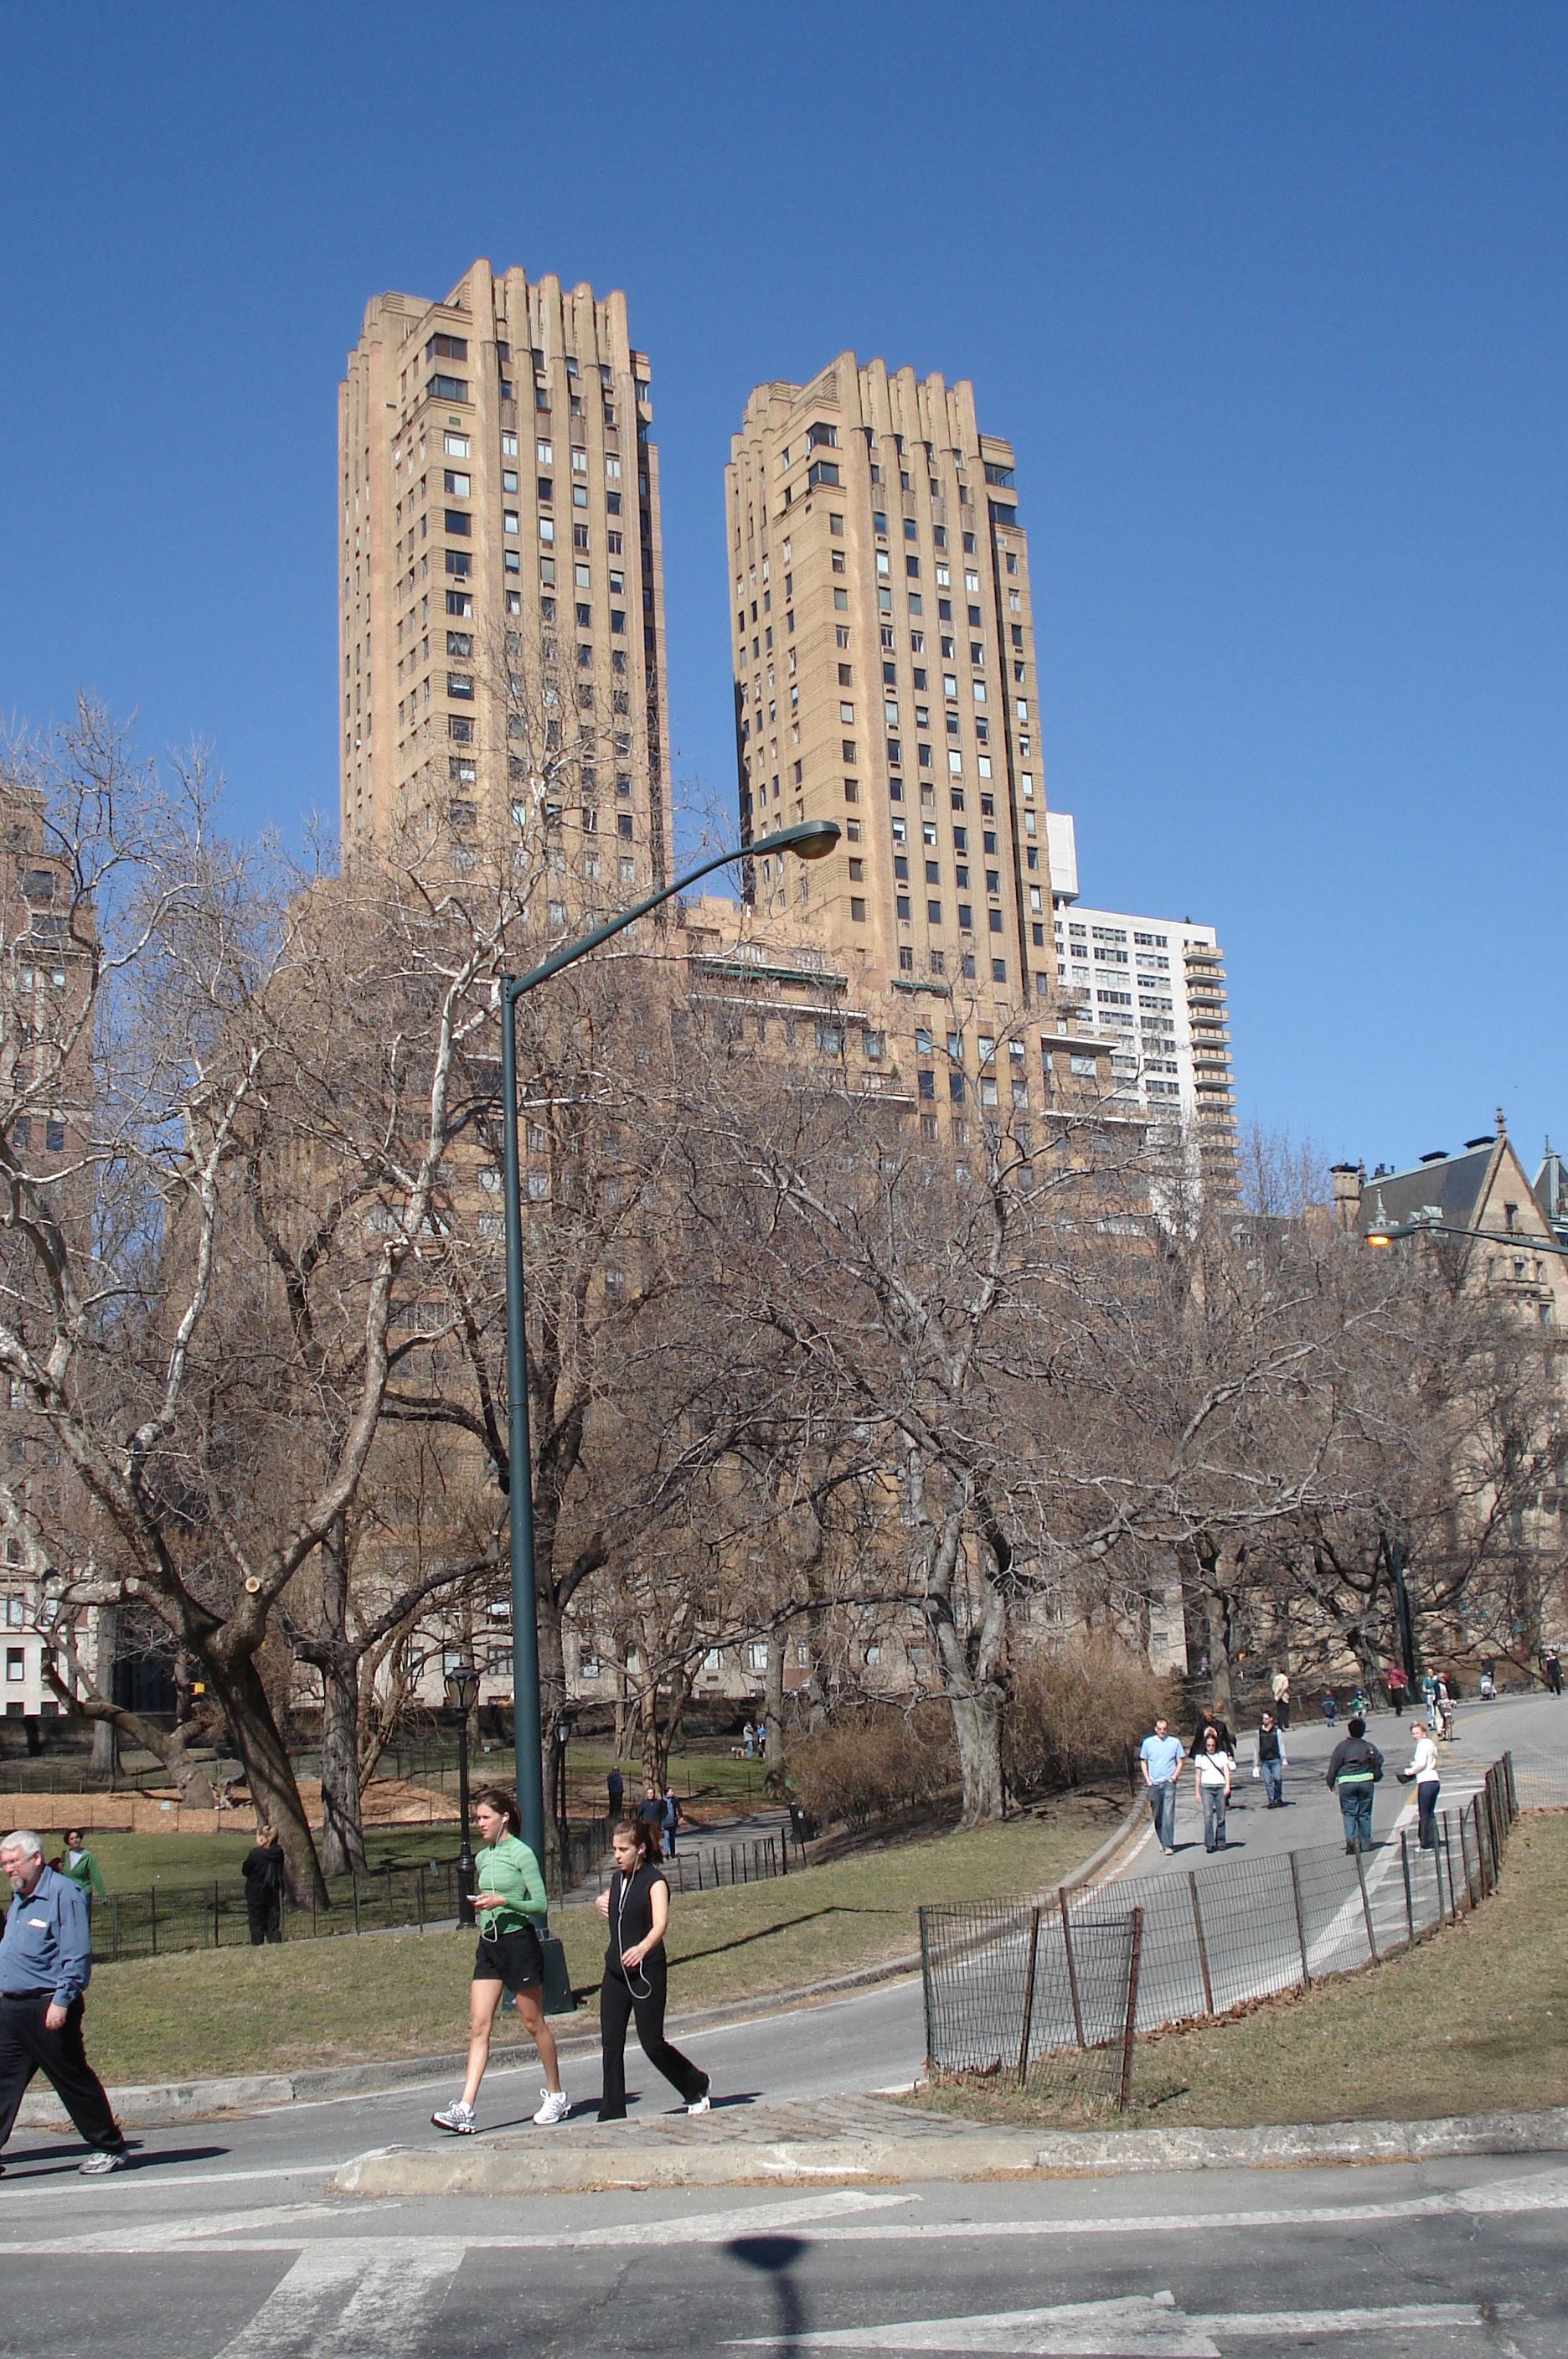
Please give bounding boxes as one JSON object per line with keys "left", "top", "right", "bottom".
{"left": 606, "top": 1864, "right": 667, "bottom": 1974}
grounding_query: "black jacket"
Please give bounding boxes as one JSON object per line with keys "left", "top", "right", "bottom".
{"left": 1192, "top": 1716, "right": 1235, "bottom": 1758}
{"left": 1325, "top": 1735, "right": 1384, "bottom": 1788}
{"left": 242, "top": 1840, "right": 285, "bottom": 1897}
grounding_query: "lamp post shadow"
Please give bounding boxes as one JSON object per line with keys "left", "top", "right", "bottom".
{"left": 727, "top": 2233, "right": 808, "bottom": 2353}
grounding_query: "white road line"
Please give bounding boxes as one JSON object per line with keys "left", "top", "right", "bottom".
{"left": 211, "top": 2238, "right": 466, "bottom": 2357}
{"left": 730, "top": 2294, "right": 1490, "bottom": 2351}
{"left": 54, "top": 2203, "right": 353, "bottom": 2251}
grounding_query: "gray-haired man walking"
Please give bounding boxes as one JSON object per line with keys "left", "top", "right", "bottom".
{"left": 0, "top": 1830, "right": 126, "bottom": 2174}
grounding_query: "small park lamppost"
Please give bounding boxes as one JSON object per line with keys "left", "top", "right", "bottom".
{"left": 499, "top": 818, "right": 842, "bottom": 1863}
{"left": 444, "top": 1651, "right": 481, "bottom": 1928}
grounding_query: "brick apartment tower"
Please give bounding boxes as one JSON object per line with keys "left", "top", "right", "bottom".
{"left": 725, "top": 356, "right": 1052, "bottom": 1022}
{"left": 338, "top": 261, "right": 671, "bottom": 896}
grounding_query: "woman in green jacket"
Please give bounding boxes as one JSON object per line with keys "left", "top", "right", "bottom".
{"left": 431, "top": 1789, "right": 569, "bottom": 2134}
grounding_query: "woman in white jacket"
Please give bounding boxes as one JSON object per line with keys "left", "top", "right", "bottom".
{"left": 1194, "top": 1728, "right": 1234, "bottom": 1852}
{"left": 1399, "top": 1725, "right": 1442, "bottom": 1851}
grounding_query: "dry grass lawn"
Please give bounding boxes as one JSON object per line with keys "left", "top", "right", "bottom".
{"left": 80, "top": 1794, "right": 1122, "bottom": 2086}
{"left": 905, "top": 1809, "right": 1568, "bottom": 2132}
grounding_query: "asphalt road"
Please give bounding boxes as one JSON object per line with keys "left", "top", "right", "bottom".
{"left": 0, "top": 2147, "right": 1562, "bottom": 2355}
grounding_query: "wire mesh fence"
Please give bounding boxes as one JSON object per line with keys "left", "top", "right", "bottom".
{"left": 921, "top": 1750, "right": 1534, "bottom": 2107}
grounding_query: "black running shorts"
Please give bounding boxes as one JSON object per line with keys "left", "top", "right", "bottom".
{"left": 474, "top": 1923, "right": 544, "bottom": 1993}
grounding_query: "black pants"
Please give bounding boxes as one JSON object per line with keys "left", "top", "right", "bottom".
{"left": 247, "top": 1899, "right": 281, "bottom": 1947}
{"left": 597, "top": 1955, "right": 707, "bottom": 2119}
{"left": 0, "top": 1993, "right": 122, "bottom": 2154}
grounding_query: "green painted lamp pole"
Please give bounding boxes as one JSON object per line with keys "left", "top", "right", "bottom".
{"left": 500, "top": 817, "right": 840, "bottom": 1861}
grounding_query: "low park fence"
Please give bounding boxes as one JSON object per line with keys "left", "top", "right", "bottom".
{"left": 921, "top": 1751, "right": 1527, "bottom": 2114}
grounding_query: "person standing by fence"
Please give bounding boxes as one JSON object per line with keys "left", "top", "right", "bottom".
{"left": 0, "top": 1830, "right": 126, "bottom": 2175}
{"left": 1139, "top": 1715, "right": 1184, "bottom": 1856}
{"left": 1325, "top": 1716, "right": 1383, "bottom": 1853}
{"left": 1194, "top": 1729, "right": 1233, "bottom": 1851}
{"left": 431, "top": 1789, "right": 568, "bottom": 2135}
{"left": 242, "top": 1827, "right": 285, "bottom": 1945}
{"left": 1545, "top": 1646, "right": 1562, "bottom": 1696}
{"left": 58, "top": 1832, "right": 106, "bottom": 1918}
{"left": 1271, "top": 1670, "right": 1291, "bottom": 1729}
{"left": 1398, "top": 1723, "right": 1442, "bottom": 1850}
{"left": 606, "top": 1765, "right": 624, "bottom": 1826}
{"left": 595, "top": 1816, "right": 709, "bottom": 2122}
{"left": 1251, "top": 1711, "right": 1287, "bottom": 1807}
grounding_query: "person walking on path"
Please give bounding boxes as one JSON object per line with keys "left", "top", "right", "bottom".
{"left": 1386, "top": 1667, "right": 1408, "bottom": 1718}
{"left": 1251, "top": 1711, "right": 1287, "bottom": 1807}
{"left": 1544, "top": 1646, "right": 1562, "bottom": 1696}
{"left": 1194, "top": 1730, "right": 1233, "bottom": 1852}
{"left": 0, "top": 1830, "right": 126, "bottom": 2175}
{"left": 1271, "top": 1670, "right": 1291, "bottom": 1730}
{"left": 1190, "top": 1703, "right": 1235, "bottom": 1760}
{"left": 595, "top": 1815, "right": 709, "bottom": 2123}
{"left": 660, "top": 1785, "right": 680, "bottom": 1859}
{"left": 1321, "top": 1689, "right": 1337, "bottom": 1728}
{"left": 1139, "top": 1715, "right": 1184, "bottom": 1855}
{"left": 606, "top": 1765, "right": 624, "bottom": 1826}
{"left": 432, "top": 1788, "right": 568, "bottom": 2134}
{"left": 1325, "top": 1716, "right": 1384, "bottom": 1853}
{"left": 58, "top": 1832, "right": 106, "bottom": 1914}
{"left": 1421, "top": 1671, "right": 1438, "bottom": 1726}
{"left": 1398, "top": 1724, "right": 1442, "bottom": 1851}
{"left": 241, "top": 1826, "right": 285, "bottom": 1946}
{"left": 637, "top": 1783, "right": 664, "bottom": 1856}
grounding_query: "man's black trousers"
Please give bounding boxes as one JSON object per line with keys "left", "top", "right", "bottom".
{"left": 0, "top": 1992, "right": 122, "bottom": 2152}
{"left": 247, "top": 1898, "right": 281, "bottom": 1946}
{"left": 597, "top": 1956, "right": 707, "bottom": 2119}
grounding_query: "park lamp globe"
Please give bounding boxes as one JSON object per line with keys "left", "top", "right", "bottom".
{"left": 766, "top": 817, "right": 840, "bottom": 860}
{"left": 444, "top": 1655, "right": 480, "bottom": 1716}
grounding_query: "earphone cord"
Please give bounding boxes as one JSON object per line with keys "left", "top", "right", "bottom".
{"left": 615, "top": 1868, "right": 653, "bottom": 2000}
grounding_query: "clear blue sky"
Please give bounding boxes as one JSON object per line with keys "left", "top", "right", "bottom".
{"left": 3, "top": 5, "right": 1563, "bottom": 1174}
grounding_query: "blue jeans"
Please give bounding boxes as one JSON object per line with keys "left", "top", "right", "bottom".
{"left": 1201, "top": 1786, "right": 1228, "bottom": 1850}
{"left": 1261, "top": 1759, "right": 1283, "bottom": 1806}
{"left": 1416, "top": 1778, "right": 1440, "bottom": 1850}
{"left": 1148, "top": 1779, "right": 1177, "bottom": 1850}
{"left": 1339, "top": 1785, "right": 1373, "bottom": 1849}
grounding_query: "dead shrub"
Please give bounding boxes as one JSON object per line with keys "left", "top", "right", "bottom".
{"left": 1003, "top": 1634, "right": 1176, "bottom": 1795}
{"left": 787, "top": 1705, "right": 958, "bottom": 1832}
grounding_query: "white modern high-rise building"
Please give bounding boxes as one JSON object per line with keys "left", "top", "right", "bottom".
{"left": 1047, "top": 812, "right": 1238, "bottom": 1195}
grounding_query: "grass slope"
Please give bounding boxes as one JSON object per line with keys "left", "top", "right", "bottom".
{"left": 906, "top": 1810, "right": 1568, "bottom": 2132}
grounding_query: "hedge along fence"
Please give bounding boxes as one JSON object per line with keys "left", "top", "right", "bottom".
{"left": 921, "top": 1752, "right": 1525, "bottom": 2109}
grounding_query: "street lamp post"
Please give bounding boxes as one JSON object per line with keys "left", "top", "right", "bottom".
{"left": 444, "top": 1652, "right": 481, "bottom": 1927}
{"left": 500, "top": 818, "right": 840, "bottom": 1864}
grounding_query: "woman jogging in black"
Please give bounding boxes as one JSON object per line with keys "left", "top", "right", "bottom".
{"left": 595, "top": 1815, "right": 709, "bottom": 2122}
{"left": 431, "top": 1788, "right": 569, "bottom": 2134}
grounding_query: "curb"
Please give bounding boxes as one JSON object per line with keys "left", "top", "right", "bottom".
{"left": 332, "top": 2104, "right": 1568, "bottom": 2199}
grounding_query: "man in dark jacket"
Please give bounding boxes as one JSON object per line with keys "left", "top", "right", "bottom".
{"left": 242, "top": 1827, "right": 286, "bottom": 1945}
{"left": 1325, "top": 1717, "right": 1383, "bottom": 1853}
{"left": 1191, "top": 1704, "right": 1235, "bottom": 1761}
{"left": 606, "top": 1765, "right": 624, "bottom": 1825}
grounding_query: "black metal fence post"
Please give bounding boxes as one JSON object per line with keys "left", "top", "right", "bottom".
{"left": 1399, "top": 1830, "right": 1414, "bottom": 1946}
{"left": 1288, "top": 1851, "right": 1312, "bottom": 1989}
{"left": 1117, "top": 1907, "right": 1143, "bottom": 2114}
{"left": 1188, "top": 1873, "right": 1215, "bottom": 2016}
{"left": 1353, "top": 1845, "right": 1380, "bottom": 1964}
{"left": 1058, "top": 1887, "right": 1086, "bottom": 2049}
{"left": 1015, "top": 1907, "right": 1041, "bottom": 2087}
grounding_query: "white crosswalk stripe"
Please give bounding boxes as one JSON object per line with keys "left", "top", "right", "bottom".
{"left": 730, "top": 2293, "right": 1490, "bottom": 2351}
{"left": 212, "top": 2239, "right": 466, "bottom": 2357}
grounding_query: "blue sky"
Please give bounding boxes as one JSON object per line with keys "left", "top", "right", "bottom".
{"left": 2, "top": 4, "right": 1563, "bottom": 1174}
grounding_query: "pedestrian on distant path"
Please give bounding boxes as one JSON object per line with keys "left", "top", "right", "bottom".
{"left": 1321, "top": 1690, "right": 1336, "bottom": 1727}
{"left": 432, "top": 1788, "right": 568, "bottom": 2136}
{"left": 637, "top": 1783, "right": 664, "bottom": 1856}
{"left": 1421, "top": 1671, "right": 1438, "bottom": 1726}
{"left": 1545, "top": 1647, "right": 1563, "bottom": 1697}
{"left": 1271, "top": 1670, "right": 1291, "bottom": 1730}
{"left": 742, "top": 1721, "right": 756, "bottom": 1760}
{"left": 1251, "top": 1711, "right": 1287, "bottom": 1808}
{"left": 661, "top": 1785, "right": 680, "bottom": 1858}
{"left": 606, "top": 1765, "right": 624, "bottom": 1826}
{"left": 1191, "top": 1703, "right": 1235, "bottom": 1760}
{"left": 1398, "top": 1725, "right": 1442, "bottom": 1851}
{"left": 1386, "top": 1667, "right": 1408, "bottom": 1719}
{"left": 242, "top": 1826, "right": 285, "bottom": 1945}
{"left": 1194, "top": 1730, "right": 1233, "bottom": 1852}
{"left": 1325, "top": 1716, "right": 1384, "bottom": 1853}
{"left": 0, "top": 1830, "right": 126, "bottom": 2175}
{"left": 58, "top": 1831, "right": 106, "bottom": 1917}
{"left": 1139, "top": 1715, "right": 1184, "bottom": 1855}
{"left": 595, "top": 1815, "right": 709, "bottom": 2123}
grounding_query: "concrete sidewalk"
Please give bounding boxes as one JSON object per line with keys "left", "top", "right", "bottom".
{"left": 333, "top": 2096, "right": 1568, "bottom": 2196}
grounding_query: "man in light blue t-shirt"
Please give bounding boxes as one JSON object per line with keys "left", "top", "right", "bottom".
{"left": 1139, "top": 1716, "right": 1184, "bottom": 1854}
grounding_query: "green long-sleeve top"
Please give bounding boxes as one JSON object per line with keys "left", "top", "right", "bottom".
{"left": 473, "top": 1834, "right": 546, "bottom": 1938}
{"left": 60, "top": 1846, "right": 106, "bottom": 1902}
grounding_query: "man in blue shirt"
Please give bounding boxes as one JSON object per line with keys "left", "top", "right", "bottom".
{"left": 1139, "top": 1716, "right": 1184, "bottom": 1855}
{"left": 0, "top": 1830, "right": 125, "bottom": 2174}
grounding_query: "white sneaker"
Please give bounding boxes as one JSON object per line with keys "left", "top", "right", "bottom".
{"left": 431, "top": 2099, "right": 475, "bottom": 2134}
{"left": 687, "top": 2088, "right": 711, "bottom": 2117}
{"left": 533, "top": 2088, "right": 571, "bottom": 2126}
{"left": 80, "top": 2148, "right": 126, "bottom": 2175}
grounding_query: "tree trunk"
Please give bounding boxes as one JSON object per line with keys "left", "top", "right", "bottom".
{"left": 90, "top": 1603, "right": 117, "bottom": 1778}
{"left": 312, "top": 1516, "right": 368, "bottom": 1878}
{"left": 921, "top": 1489, "right": 1008, "bottom": 1830}
{"left": 637, "top": 1679, "right": 664, "bottom": 1791}
{"left": 762, "top": 1627, "right": 787, "bottom": 1791}
{"left": 209, "top": 1650, "right": 328, "bottom": 1904}
{"left": 946, "top": 1686, "right": 1004, "bottom": 1825}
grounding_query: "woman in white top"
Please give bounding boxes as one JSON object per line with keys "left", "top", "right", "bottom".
{"left": 1194, "top": 1728, "right": 1234, "bottom": 1853}
{"left": 1399, "top": 1726, "right": 1442, "bottom": 1851}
